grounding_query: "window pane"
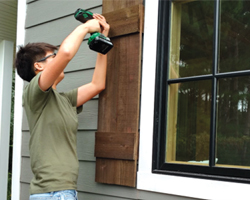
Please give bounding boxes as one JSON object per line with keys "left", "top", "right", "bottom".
{"left": 169, "top": 1, "right": 214, "bottom": 79}
{"left": 219, "top": 1, "right": 250, "bottom": 73}
{"left": 216, "top": 76, "right": 250, "bottom": 168}
{"left": 166, "top": 80, "right": 211, "bottom": 165}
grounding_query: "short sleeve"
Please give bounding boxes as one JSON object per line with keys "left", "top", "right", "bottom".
{"left": 63, "top": 88, "right": 83, "bottom": 114}
{"left": 23, "top": 72, "right": 52, "bottom": 112}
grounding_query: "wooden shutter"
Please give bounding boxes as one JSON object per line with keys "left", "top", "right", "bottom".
{"left": 95, "top": 0, "right": 144, "bottom": 187}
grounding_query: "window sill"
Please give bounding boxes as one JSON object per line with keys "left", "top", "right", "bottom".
{"left": 137, "top": 171, "right": 250, "bottom": 200}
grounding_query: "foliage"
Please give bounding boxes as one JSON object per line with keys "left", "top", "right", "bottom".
{"left": 171, "top": 1, "right": 250, "bottom": 166}
{"left": 7, "top": 173, "right": 12, "bottom": 200}
{"left": 7, "top": 70, "right": 15, "bottom": 200}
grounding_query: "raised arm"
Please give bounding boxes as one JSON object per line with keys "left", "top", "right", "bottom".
{"left": 77, "top": 14, "right": 110, "bottom": 107}
{"left": 37, "top": 19, "right": 101, "bottom": 91}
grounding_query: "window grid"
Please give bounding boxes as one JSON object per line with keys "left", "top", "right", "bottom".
{"left": 153, "top": 0, "right": 250, "bottom": 183}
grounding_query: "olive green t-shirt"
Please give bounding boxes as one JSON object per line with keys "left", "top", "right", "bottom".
{"left": 23, "top": 73, "right": 83, "bottom": 194}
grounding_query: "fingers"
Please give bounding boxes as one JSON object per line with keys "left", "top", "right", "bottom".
{"left": 93, "top": 14, "right": 109, "bottom": 27}
{"left": 93, "top": 13, "right": 110, "bottom": 37}
{"left": 98, "top": 20, "right": 109, "bottom": 29}
{"left": 85, "top": 19, "right": 101, "bottom": 33}
{"left": 93, "top": 14, "right": 106, "bottom": 23}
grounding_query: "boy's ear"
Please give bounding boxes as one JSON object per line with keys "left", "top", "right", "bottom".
{"left": 34, "top": 62, "right": 44, "bottom": 72}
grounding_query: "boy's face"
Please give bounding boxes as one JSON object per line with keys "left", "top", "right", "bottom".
{"left": 35, "top": 51, "right": 65, "bottom": 85}
{"left": 44, "top": 51, "right": 56, "bottom": 62}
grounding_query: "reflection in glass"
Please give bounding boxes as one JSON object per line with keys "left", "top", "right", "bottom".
{"left": 217, "top": 76, "right": 250, "bottom": 168}
{"left": 166, "top": 80, "right": 211, "bottom": 165}
{"left": 169, "top": 1, "right": 214, "bottom": 79}
{"left": 219, "top": 1, "right": 250, "bottom": 73}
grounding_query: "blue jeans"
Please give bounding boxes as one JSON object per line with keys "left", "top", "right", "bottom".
{"left": 29, "top": 190, "right": 78, "bottom": 200}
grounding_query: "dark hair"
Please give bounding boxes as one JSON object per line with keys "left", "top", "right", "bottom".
{"left": 15, "top": 42, "right": 58, "bottom": 82}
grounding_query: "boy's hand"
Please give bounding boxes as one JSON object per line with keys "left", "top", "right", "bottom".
{"left": 93, "top": 14, "right": 110, "bottom": 37}
{"left": 85, "top": 19, "right": 101, "bottom": 34}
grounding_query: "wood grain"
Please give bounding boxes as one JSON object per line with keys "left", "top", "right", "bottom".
{"left": 103, "top": 5, "right": 144, "bottom": 38}
{"left": 95, "top": 0, "right": 144, "bottom": 187}
{"left": 102, "top": 0, "right": 143, "bottom": 13}
{"left": 95, "top": 132, "right": 137, "bottom": 160}
{"left": 95, "top": 159, "right": 137, "bottom": 187}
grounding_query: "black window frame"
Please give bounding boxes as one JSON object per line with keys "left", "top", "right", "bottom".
{"left": 152, "top": 0, "right": 250, "bottom": 184}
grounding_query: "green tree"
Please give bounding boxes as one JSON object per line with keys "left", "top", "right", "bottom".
{"left": 7, "top": 70, "right": 15, "bottom": 200}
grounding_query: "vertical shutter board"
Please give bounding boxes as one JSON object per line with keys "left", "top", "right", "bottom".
{"left": 95, "top": 159, "right": 137, "bottom": 187}
{"left": 95, "top": 34, "right": 141, "bottom": 188}
{"left": 96, "top": 0, "right": 144, "bottom": 187}
{"left": 116, "top": 34, "right": 141, "bottom": 133}
{"left": 98, "top": 52, "right": 119, "bottom": 132}
{"left": 103, "top": 0, "right": 143, "bottom": 13}
{"left": 97, "top": 38, "right": 120, "bottom": 132}
{"left": 98, "top": 34, "right": 141, "bottom": 132}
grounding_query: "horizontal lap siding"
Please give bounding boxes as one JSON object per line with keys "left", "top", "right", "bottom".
{"left": 25, "top": 7, "right": 102, "bottom": 45}
{"left": 20, "top": 183, "right": 30, "bottom": 200}
{"left": 64, "top": 44, "right": 97, "bottom": 72}
{"left": 21, "top": 1, "right": 196, "bottom": 200}
{"left": 58, "top": 70, "right": 96, "bottom": 92}
{"left": 25, "top": 0, "right": 102, "bottom": 28}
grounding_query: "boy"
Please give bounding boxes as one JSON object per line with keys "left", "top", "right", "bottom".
{"left": 15, "top": 14, "right": 109, "bottom": 200}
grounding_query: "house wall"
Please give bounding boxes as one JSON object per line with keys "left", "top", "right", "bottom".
{"left": 19, "top": 1, "right": 198, "bottom": 200}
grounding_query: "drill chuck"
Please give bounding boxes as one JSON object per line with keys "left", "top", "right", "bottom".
{"left": 74, "top": 8, "right": 113, "bottom": 54}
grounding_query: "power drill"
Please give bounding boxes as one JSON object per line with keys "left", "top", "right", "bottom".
{"left": 74, "top": 8, "right": 113, "bottom": 55}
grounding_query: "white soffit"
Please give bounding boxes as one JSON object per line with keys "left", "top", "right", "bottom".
{"left": 0, "top": 0, "right": 17, "bottom": 43}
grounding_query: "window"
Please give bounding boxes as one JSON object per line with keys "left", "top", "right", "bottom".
{"left": 153, "top": 0, "right": 250, "bottom": 182}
